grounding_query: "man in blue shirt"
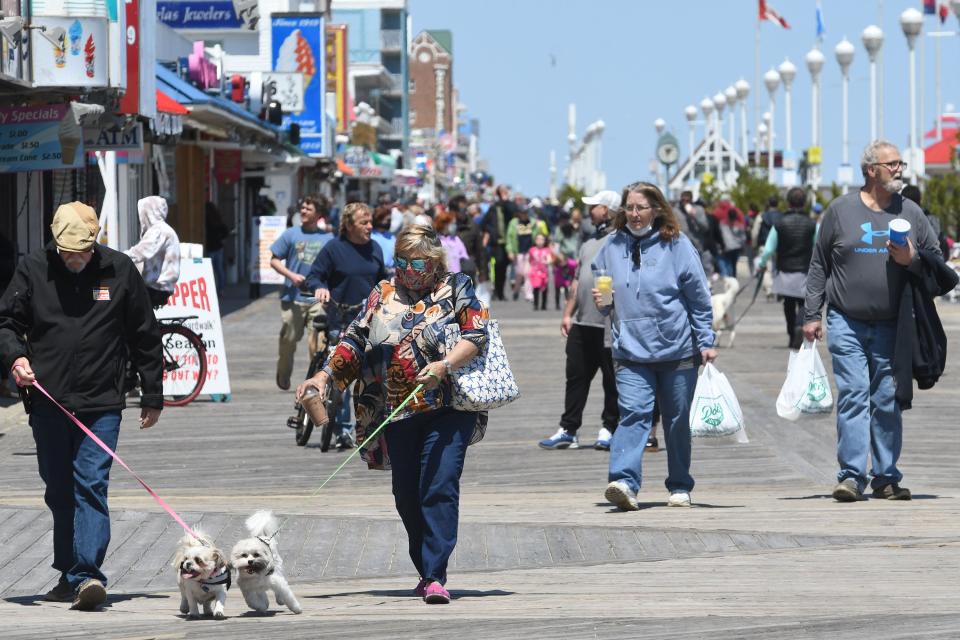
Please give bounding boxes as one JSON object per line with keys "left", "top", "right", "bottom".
{"left": 270, "top": 196, "right": 332, "bottom": 390}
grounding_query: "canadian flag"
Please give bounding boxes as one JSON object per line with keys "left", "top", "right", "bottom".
{"left": 759, "top": 0, "right": 791, "bottom": 29}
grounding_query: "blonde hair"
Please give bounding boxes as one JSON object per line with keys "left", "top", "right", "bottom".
{"left": 339, "top": 202, "right": 372, "bottom": 236}
{"left": 394, "top": 224, "right": 448, "bottom": 277}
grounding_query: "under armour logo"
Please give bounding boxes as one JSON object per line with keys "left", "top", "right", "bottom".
{"left": 860, "top": 222, "right": 889, "bottom": 245}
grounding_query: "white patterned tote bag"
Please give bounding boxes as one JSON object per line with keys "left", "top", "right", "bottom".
{"left": 443, "top": 320, "right": 520, "bottom": 411}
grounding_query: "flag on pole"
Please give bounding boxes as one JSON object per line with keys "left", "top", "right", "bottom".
{"left": 925, "top": 0, "right": 951, "bottom": 22}
{"left": 924, "top": 0, "right": 936, "bottom": 15}
{"left": 759, "top": 0, "right": 791, "bottom": 29}
{"left": 815, "top": 2, "right": 825, "bottom": 39}
{"left": 939, "top": 1, "right": 950, "bottom": 23}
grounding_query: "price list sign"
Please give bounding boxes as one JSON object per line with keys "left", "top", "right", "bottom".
{"left": 0, "top": 105, "right": 84, "bottom": 173}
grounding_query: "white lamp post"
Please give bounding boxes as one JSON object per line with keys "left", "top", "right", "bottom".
{"left": 684, "top": 105, "right": 697, "bottom": 159}
{"left": 735, "top": 79, "right": 750, "bottom": 163}
{"left": 713, "top": 92, "right": 727, "bottom": 183}
{"left": 777, "top": 59, "right": 796, "bottom": 153}
{"left": 805, "top": 48, "right": 824, "bottom": 190}
{"left": 763, "top": 69, "right": 780, "bottom": 183}
{"left": 862, "top": 25, "right": 884, "bottom": 141}
{"left": 835, "top": 38, "right": 855, "bottom": 193}
{"left": 901, "top": 8, "right": 923, "bottom": 184}
{"left": 653, "top": 118, "right": 666, "bottom": 190}
{"left": 700, "top": 97, "right": 714, "bottom": 183}
{"left": 725, "top": 86, "right": 738, "bottom": 171}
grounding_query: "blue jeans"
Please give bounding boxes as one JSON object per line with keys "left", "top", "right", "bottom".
{"left": 718, "top": 250, "right": 741, "bottom": 277}
{"left": 383, "top": 408, "right": 476, "bottom": 585}
{"left": 30, "top": 402, "right": 121, "bottom": 590}
{"left": 826, "top": 308, "right": 902, "bottom": 491}
{"left": 609, "top": 360, "right": 696, "bottom": 495}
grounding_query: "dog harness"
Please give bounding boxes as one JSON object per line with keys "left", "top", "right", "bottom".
{"left": 200, "top": 566, "right": 231, "bottom": 592}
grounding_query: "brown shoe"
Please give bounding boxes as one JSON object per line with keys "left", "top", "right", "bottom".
{"left": 43, "top": 575, "right": 73, "bottom": 602}
{"left": 872, "top": 483, "right": 912, "bottom": 501}
{"left": 70, "top": 579, "right": 106, "bottom": 611}
{"left": 832, "top": 479, "right": 866, "bottom": 502}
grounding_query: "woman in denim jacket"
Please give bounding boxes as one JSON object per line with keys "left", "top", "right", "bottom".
{"left": 591, "top": 182, "right": 717, "bottom": 511}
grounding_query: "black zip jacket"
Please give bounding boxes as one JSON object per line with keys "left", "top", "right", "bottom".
{"left": 893, "top": 248, "right": 959, "bottom": 410}
{"left": 0, "top": 242, "right": 163, "bottom": 412}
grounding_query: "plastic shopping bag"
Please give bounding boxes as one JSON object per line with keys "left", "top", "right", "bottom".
{"left": 775, "top": 339, "right": 834, "bottom": 421}
{"left": 689, "top": 363, "right": 748, "bottom": 442}
{"left": 475, "top": 281, "right": 492, "bottom": 307}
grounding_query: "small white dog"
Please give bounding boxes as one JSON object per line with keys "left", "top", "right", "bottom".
{"left": 711, "top": 276, "right": 741, "bottom": 333}
{"left": 230, "top": 510, "right": 302, "bottom": 614}
{"left": 173, "top": 531, "right": 230, "bottom": 619}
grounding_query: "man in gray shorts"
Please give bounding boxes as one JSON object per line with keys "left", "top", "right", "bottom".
{"left": 803, "top": 140, "right": 941, "bottom": 503}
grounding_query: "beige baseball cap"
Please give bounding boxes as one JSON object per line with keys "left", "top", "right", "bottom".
{"left": 51, "top": 202, "right": 100, "bottom": 252}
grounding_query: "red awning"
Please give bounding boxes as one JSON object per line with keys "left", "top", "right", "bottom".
{"left": 157, "top": 90, "right": 189, "bottom": 115}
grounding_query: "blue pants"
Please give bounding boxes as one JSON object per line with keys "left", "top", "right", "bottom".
{"left": 826, "top": 308, "right": 902, "bottom": 491}
{"left": 718, "top": 250, "right": 741, "bottom": 277}
{"left": 609, "top": 360, "right": 696, "bottom": 495}
{"left": 30, "top": 402, "right": 121, "bottom": 590}
{"left": 384, "top": 408, "right": 476, "bottom": 585}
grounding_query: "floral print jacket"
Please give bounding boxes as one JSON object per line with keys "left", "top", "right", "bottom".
{"left": 323, "top": 272, "right": 488, "bottom": 469}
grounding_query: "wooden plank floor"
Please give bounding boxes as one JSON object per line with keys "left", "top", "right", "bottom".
{"left": 2, "top": 278, "right": 960, "bottom": 638}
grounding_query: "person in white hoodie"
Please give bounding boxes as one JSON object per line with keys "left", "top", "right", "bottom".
{"left": 125, "top": 196, "right": 181, "bottom": 307}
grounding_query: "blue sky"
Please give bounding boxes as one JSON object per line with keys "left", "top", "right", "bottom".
{"left": 410, "top": 0, "right": 960, "bottom": 196}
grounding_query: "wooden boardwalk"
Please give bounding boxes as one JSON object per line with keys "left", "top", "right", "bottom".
{"left": 2, "top": 281, "right": 960, "bottom": 639}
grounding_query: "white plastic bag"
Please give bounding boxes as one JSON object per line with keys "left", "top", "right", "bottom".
{"left": 775, "top": 339, "right": 834, "bottom": 421}
{"left": 689, "top": 363, "right": 748, "bottom": 442}
{"left": 475, "top": 281, "right": 492, "bottom": 307}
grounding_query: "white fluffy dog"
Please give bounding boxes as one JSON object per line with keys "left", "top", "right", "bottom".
{"left": 229, "top": 510, "right": 302, "bottom": 614}
{"left": 173, "top": 531, "right": 230, "bottom": 619}
{"left": 711, "top": 276, "right": 741, "bottom": 332}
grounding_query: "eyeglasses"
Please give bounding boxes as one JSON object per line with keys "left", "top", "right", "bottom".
{"left": 624, "top": 204, "right": 653, "bottom": 213}
{"left": 395, "top": 257, "right": 428, "bottom": 271}
{"left": 872, "top": 160, "right": 907, "bottom": 171}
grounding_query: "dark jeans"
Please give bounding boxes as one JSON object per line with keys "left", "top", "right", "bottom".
{"left": 30, "top": 402, "right": 121, "bottom": 590}
{"left": 559, "top": 324, "right": 619, "bottom": 435}
{"left": 491, "top": 245, "right": 509, "bottom": 301}
{"left": 383, "top": 407, "right": 476, "bottom": 585}
{"left": 783, "top": 296, "right": 805, "bottom": 349}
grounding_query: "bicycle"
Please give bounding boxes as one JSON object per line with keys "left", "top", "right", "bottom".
{"left": 286, "top": 301, "right": 361, "bottom": 449}
{"left": 125, "top": 314, "right": 207, "bottom": 407}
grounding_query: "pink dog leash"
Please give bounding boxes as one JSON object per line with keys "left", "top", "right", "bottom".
{"left": 31, "top": 381, "right": 202, "bottom": 542}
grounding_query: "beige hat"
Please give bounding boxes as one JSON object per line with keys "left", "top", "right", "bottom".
{"left": 51, "top": 202, "right": 100, "bottom": 251}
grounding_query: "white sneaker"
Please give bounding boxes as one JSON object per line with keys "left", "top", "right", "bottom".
{"left": 667, "top": 491, "right": 691, "bottom": 507}
{"left": 605, "top": 481, "right": 639, "bottom": 511}
{"left": 594, "top": 427, "right": 613, "bottom": 450}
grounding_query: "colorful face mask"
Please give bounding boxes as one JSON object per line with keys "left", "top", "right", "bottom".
{"left": 395, "top": 258, "right": 437, "bottom": 291}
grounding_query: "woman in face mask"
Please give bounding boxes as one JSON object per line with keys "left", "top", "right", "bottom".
{"left": 297, "top": 224, "right": 488, "bottom": 604}
{"left": 433, "top": 211, "right": 470, "bottom": 274}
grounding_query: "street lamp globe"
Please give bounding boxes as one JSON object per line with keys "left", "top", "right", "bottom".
{"left": 757, "top": 122, "right": 768, "bottom": 138}
{"left": 713, "top": 92, "right": 727, "bottom": 114}
{"left": 899, "top": 8, "right": 923, "bottom": 47}
{"left": 724, "top": 86, "right": 738, "bottom": 107}
{"left": 700, "top": 97, "right": 714, "bottom": 117}
{"left": 805, "top": 48, "right": 825, "bottom": 79}
{"left": 835, "top": 38, "right": 855, "bottom": 72}
{"left": 654, "top": 118, "right": 666, "bottom": 135}
{"left": 763, "top": 111, "right": 772, "bottom": 125}
{"left": 777, "top": 58, "right": 797, "bottom": 87}
{"left": 595, "top": 120, "right": 605, "bottom": 134}
{"left": 862, "top": 25, "right": 884, "bottom": 61}
{"left": 763, "top": 68, "right": 781, "bottom": 96}
{"left": 735, "top": 78, "right": 750, "bottom": 101}
{"left": 684, "top": 105, "right": 697, "bottom": 122}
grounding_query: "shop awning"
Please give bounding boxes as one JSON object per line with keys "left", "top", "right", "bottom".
{"left": 156, "top": 64, "right": 280, "bottom": 139}
{"left": 157, "top": 90, "right": 189, "bottom": 115}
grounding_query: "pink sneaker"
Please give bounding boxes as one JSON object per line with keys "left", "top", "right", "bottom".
{"left": 423, "top": 581, "right": 450, "bottom": 604}
{"left": 413, "top": 578, "right": 428, "bottom": 597}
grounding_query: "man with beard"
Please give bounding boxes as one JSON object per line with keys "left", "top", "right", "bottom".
{"left": 804, "top": 141, "right": 941, "bottom": 503}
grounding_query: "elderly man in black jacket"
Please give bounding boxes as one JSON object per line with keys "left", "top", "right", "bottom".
{"left": 0, "top": 202, "right": 163, "bottom": 611}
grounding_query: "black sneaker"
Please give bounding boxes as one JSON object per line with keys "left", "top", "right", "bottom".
{"left": 832, "top": 479, "right": 866, "bottom": 502}
{"left": 71, "top": 578, "right": 107, "bottom": 611}
{"left": 872, "top": 483, "right": 912, "bottom": 501}
{"left": 645, "top": 437, "right": 660, "bottom": 452}
{"left": 43, "top": 575, "right": 73, "bottom": 602}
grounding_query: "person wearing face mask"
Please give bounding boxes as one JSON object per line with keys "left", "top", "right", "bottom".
{"left": 297, "top": 224, "right": 488, "bottom": 604}
{"left": 0, "top": 202, "right": 163, "bottom": 610}
{"left": 433, "top": 211, "right": 470, "bottom": 274}
{"left": 804, "top": 140, "right": 941, "bottom": 503}
{"left": 591, "top": 182, "right": 717, "bottom": 511}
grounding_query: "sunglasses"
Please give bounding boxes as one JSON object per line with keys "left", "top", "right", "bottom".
{"left": 395, "top": 257, "right": 429, "bottom": 270}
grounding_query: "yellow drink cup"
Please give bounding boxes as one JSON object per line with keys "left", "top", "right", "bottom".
{"left": 596, "top": 275, "right": 613, "bottom": 306}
